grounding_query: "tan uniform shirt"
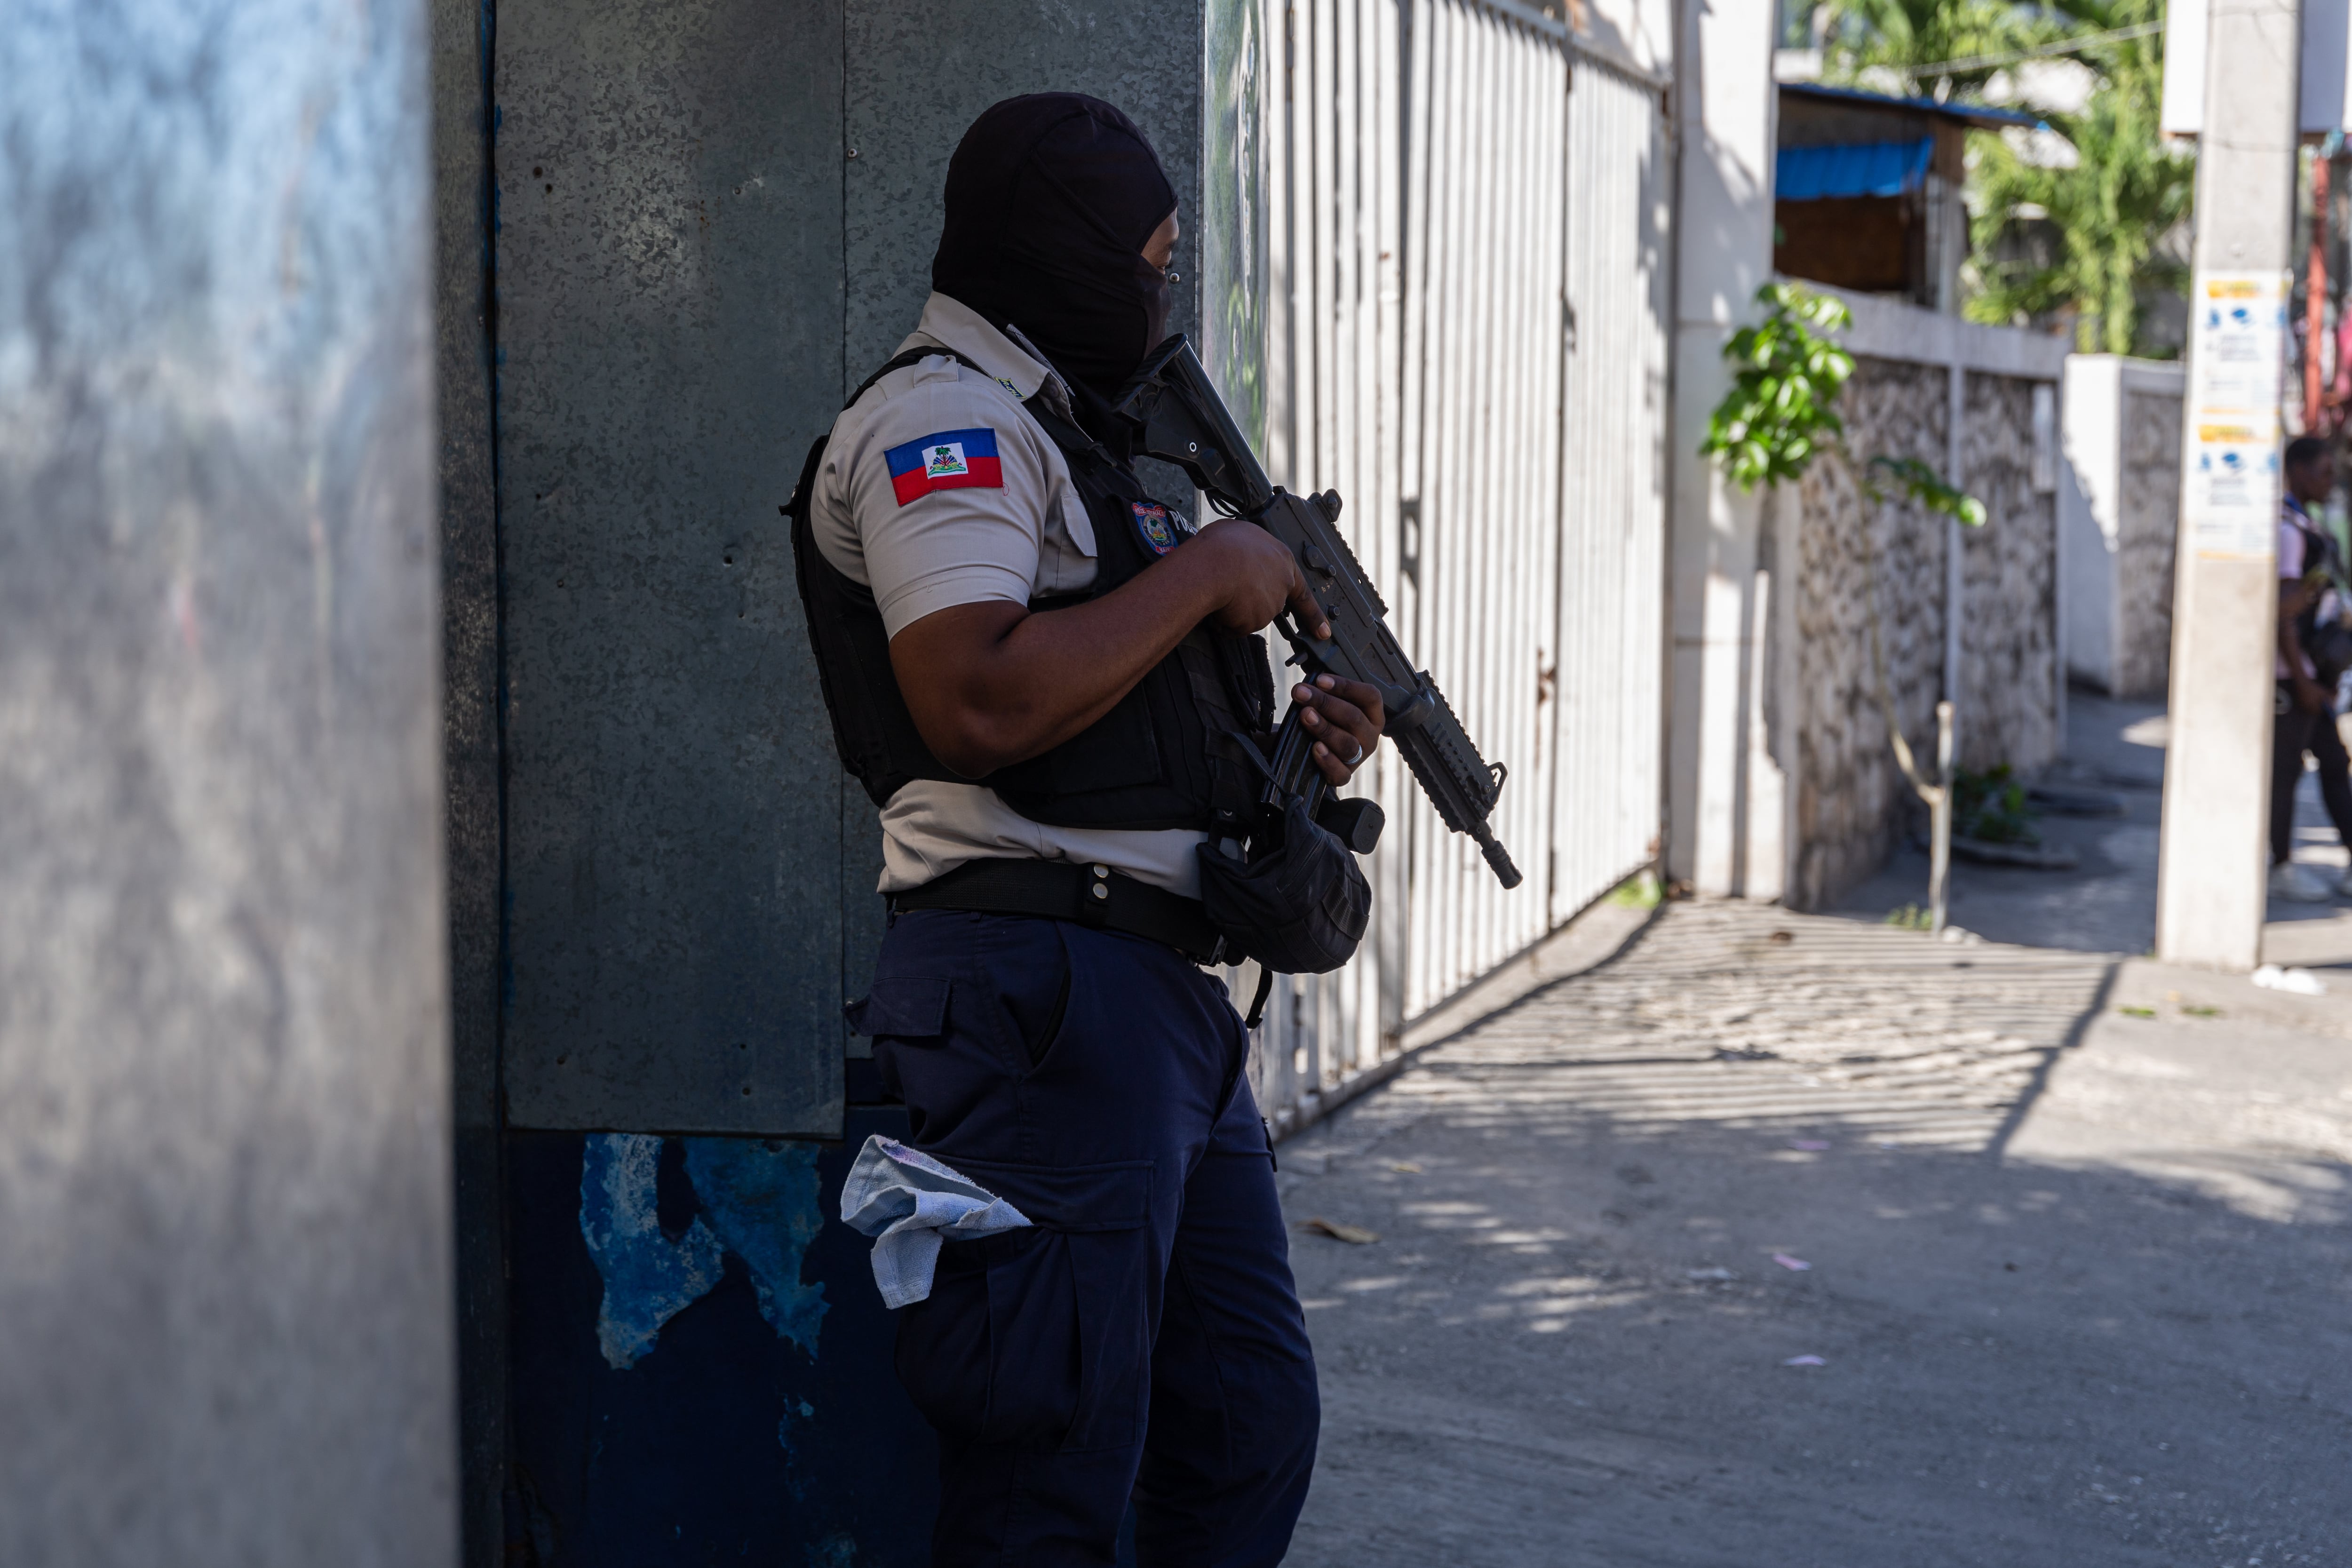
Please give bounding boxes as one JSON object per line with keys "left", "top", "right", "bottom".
{"left": 810, "top": 292, "right": 1208, "bottom": 896}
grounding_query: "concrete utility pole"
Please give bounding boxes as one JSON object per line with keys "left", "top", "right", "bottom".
{"left": 2157, "top": 0, "right": 2304, "bottom": 968}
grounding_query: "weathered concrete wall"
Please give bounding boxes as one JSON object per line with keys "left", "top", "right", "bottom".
{"left": 496, "top": 0, "right": 848, "bottom": 1136}
{"left": 1958, "top": 372, "right": 2060, "bottom": 772}
{"left": 0, "top": 0, "right": 455, "bottom": 1562}
{"left": 842, "top": 1, "right": 1206, "bottom": 379}
{"left": 2115, "top": 386, "right": 2184, "bottom": 699}
{"left": 1785, "top": 356, "right": 1951, "bottom": 910}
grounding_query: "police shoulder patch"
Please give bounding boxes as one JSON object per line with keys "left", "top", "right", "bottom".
{"left": 1131, "top": 500, "right": 1193, "bottom": 556}
{"left": 883, "top": 427, "right": 1004, "bottom": 506}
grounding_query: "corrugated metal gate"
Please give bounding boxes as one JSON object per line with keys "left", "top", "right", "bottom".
{"left": 1209, "top": 0, "right": 1673, "bottom": 1130}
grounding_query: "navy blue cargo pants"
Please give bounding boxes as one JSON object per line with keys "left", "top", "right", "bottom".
{"left": 849, "top": 908, "right": 1319, "bottom": 1567}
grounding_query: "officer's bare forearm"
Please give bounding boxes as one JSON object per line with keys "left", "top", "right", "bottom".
{"left": 890, "top": 539, "right": 1270, "bottom": 777}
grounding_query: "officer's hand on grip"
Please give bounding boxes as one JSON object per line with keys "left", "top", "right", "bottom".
{"left": 1293, "top": 674, "right": 1385, "bottom": 786}
{"left": 1187, "top": 518, "right": 1329, "bottom": 640}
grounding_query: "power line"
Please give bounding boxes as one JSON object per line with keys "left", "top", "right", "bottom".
{"left": 1899, "top": 20, "right": 2163, "bottom": 78}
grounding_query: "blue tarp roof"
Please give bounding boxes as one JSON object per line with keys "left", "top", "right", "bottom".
{"left": 1779, "top": 80, "right": 2046, "bottom": 131}
{"left": 1776, "top": 137, "right": 1933, "bottom": 200}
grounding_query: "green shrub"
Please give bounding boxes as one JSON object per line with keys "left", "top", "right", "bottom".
{"left": 1952, "top": 764, "right": 2039, "bottom": 845}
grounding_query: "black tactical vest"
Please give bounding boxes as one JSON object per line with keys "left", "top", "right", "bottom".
{"left": 786, "top": 348, "right": 1277, "bottom": 833}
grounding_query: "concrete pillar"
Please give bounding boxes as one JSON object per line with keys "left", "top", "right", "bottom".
{"left": 429, "top": 0, "right": 504, "bottom": 1558}
{"left": 0, "top": 1, "right": 455, "bottom": 1564}
{"left": 1667, "top": 0, "right": 1781, "bottom": 894}
{"left": 2157, "top": 0, "right": 2304, "bottom": 969}
{"left": 2063, "top": 355, "right": 2130, "bottom": 693}
{"left": 2064, "top": 355, "right": 2191, "bottom": 700}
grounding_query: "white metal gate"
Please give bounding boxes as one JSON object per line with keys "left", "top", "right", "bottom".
{"left": 1203, "top": 0, "right": 1671, "bottom": 1131}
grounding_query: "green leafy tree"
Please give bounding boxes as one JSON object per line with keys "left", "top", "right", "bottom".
{"left": 1700, "top": 283, "right": 1856, "bottom": 489}
{"left": 1701, "top": 286, "right": 1986, "bottom": 522}
{"left": 1812, "top": 0, "right": 2193, "bottom": 354}
{"left": 1816, "top": 0, "right": 2104, "bottom": 99}
{"left": 1963, "top": 0, "right": 2193, "bottom": 353}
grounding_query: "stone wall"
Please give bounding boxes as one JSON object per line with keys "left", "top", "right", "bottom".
{"left": 1780, "top": 358, "right": 2061, "bottom": 910}
{"left": 1958, "top": 373, "right": 2061, "bottom": 772}
{"left": 2114, "top": 388, "right": 2183, "bottom": 699}
{"left": 1784, "top": 356, "right": 1951, "bottom": 910}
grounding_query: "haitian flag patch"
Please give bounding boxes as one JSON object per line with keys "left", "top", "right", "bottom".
{"left": 884, "top": 428, "right": 1003, "bottom": 506}
{"left": 1132, "top": 501, "right": 1189, "bottom": 555}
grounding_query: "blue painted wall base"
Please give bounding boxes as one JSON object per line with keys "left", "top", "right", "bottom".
{"left": 505, "top": 1112, "right": 938, "bottom": 1566}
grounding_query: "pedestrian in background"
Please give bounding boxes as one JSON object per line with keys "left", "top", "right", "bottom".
{"left": 2269, "top": 435, "right": 2352, "bottom": 901}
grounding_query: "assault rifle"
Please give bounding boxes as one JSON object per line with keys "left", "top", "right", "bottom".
{"left": 1113, "top": 336, "right": 1523, "bottom": 890}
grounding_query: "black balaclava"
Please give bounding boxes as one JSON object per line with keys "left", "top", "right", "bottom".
{"left": 932, "top": 94, "right": 1176, "bottom": 400}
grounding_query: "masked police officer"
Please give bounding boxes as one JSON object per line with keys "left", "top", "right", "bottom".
{"left": 792, "top": 95, "right": 1385, "bottom": 1564}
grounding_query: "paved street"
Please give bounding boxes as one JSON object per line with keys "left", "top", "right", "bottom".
{"left": 1277, "top": 899, "right": 2352, "bottom": 1567}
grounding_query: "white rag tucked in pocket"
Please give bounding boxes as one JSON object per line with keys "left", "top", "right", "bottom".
{"left": 838, "top": 1134, "right": 1033, "bottom": 1308}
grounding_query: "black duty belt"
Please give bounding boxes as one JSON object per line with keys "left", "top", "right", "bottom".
{"left": 890, "top": 857, "right": 1225, "bottom": 966}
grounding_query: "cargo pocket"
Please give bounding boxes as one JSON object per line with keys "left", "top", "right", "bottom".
{"left": 893, "top": 1158, "right": 1155, "bottom": 1454}
{"left": 844, "top": 975, "right": 950, "bottom": 1041}
{"left": 847, "top": 976, "right": 953, "bottom": 1120}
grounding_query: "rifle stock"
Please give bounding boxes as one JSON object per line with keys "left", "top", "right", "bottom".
{"left": 1114, "top": 336, "right": 1523, "bottom": 891}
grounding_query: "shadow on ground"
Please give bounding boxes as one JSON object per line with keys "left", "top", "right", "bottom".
{"left": 1279, "top": 903, "right": 2352, "bottom": 1568}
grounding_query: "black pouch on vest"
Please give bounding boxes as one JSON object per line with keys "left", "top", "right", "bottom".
{"left": 1194, "top": 796, "right": 1370, "bottom": 975}
{"left": 2312, "top": 621, "right": 2352, "bottom": 685}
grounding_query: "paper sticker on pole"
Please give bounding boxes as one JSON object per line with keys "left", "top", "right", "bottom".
{"left": 2183, "top": 271, "right": 2288, "bottom": 560}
